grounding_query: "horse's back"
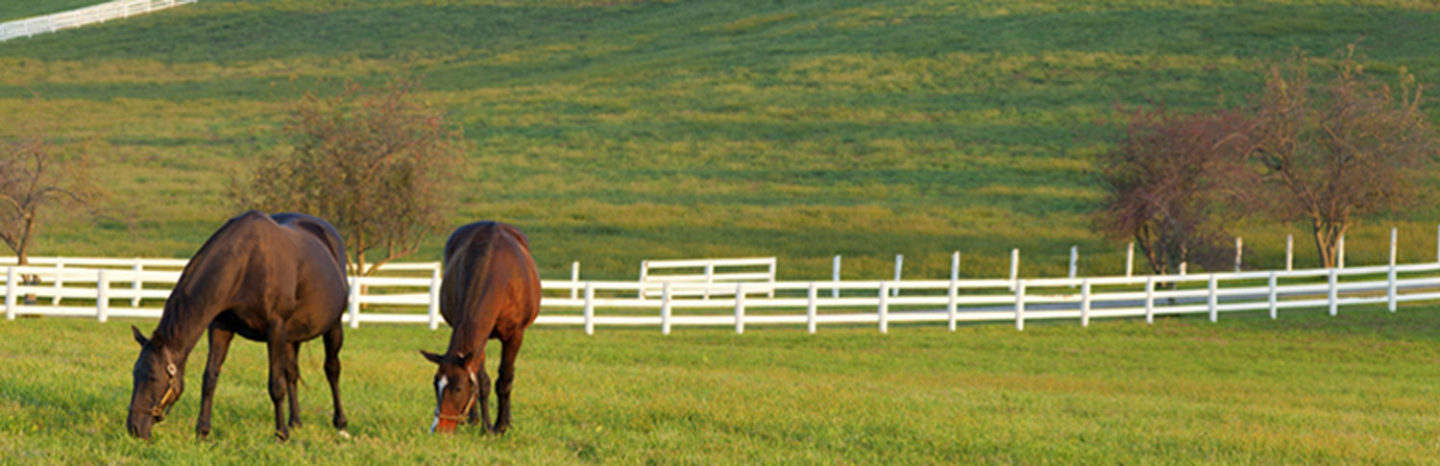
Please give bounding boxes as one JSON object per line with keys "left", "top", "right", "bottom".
{"left": 179, "top": 210, "right": 349, "bottom": 341}
{"left": 440, "top": 221, "right": 541, "bottom": 337}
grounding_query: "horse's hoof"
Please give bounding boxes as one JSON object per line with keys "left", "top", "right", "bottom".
{"left": 274, "top": 430, "right": 290, "bottom": 442}
{"left": 337, "top": 430, "right": 352, "bottom": 440}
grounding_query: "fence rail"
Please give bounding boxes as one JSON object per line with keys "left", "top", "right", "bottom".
{"left": 0, "top": 0, "right": 196, "bottom": 42}
{"left": 3, "top": 255, "right": 1438, "bottom": 334}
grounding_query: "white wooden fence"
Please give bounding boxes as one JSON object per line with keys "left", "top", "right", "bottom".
{"left": 638, "top": 257, "right": 776, "bottom": 299}
{"left": 3, "top": 251, "right": 1437, "bottom": 334}
{"left": 0, "top": 0, "right": 196, "bottom": 42}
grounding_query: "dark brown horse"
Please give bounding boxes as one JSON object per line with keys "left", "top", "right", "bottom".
{"left": 421, "top": 221, "right": 540, "bottom": 434}
{"left": 126, "top": 211, "right": 350, "bottom": 441}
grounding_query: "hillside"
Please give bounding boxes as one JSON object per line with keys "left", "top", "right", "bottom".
{"left": 2, "top": 0, "right": 1439, "bottom": 279}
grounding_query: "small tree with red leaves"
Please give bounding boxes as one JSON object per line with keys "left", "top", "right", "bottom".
{"left": 1098, "top": 105, "right": 1259, "bottom": 275}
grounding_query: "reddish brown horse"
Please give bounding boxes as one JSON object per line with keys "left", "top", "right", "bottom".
{"left": 421, "top": 221, "right": 540, "bottom": 434}
{"left": 126, "top": 211, "right": 350, "bottom": 441}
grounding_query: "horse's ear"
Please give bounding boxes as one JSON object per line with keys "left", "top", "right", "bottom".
{"left": 420, "top": 350, "right": 444, "bottom": 365}
{"left": 131, "top": 325, "right": 149, "bottom": 347}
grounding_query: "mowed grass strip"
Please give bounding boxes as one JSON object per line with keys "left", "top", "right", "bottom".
{"left": 1, "top": 305, "right": 1438, "bottom": 463}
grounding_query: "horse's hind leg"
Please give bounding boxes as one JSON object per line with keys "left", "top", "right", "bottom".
{"left": 322, "top": 324, "right": 348, "bottom": 433}
{"left": 493, "top": 332, "right": 526, "bottom": 434}
{"left": 196, "top": 325, "right": 234, "bottom": 439}
{"left": 266, "top": 322, "right": 294, "bottom": 441}
{"left": 286, "top": 342, "right": 302, "bottom": 429}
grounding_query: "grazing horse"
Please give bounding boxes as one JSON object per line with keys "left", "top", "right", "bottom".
{"left": 126, "top": 211, "right": 350, "bottom": 441}
{"left": 421, "top": 221, "right": 540, "bottom": 434}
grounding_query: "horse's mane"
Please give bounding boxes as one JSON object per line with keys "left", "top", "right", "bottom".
{"left": 154, "top": 211, "right": 271, "bottom": 344}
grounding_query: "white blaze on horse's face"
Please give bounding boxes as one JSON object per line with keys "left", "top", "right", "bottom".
{"left": 430, "top": 376, "right": 449, "bottom": 433}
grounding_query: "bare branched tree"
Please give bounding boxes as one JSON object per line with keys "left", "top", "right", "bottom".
{"left": 234, "top": 77, "right": 465, "bottom": 276}
{"left": 0, "top": 134, "right": 100, "bottom": 266}
{"left": 1251, "top": 45, "right": 1439, "bottom": 267}
{"left": 1098, "top": 104, "right": 1258, "bottom": 275}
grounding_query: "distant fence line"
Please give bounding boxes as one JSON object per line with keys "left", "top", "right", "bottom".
{"left": 2, "top": 227, "right": 1437, "bottom": 334}
{"left": 0, "top": 0, "right": 195, "bottom": 43}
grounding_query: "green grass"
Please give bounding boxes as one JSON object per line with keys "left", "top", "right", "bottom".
{"left": 1, "top": 0, "right": 1439, "bottom": 281}
{"left": 3, "top": 305, "right": 1440, "bottom": 462}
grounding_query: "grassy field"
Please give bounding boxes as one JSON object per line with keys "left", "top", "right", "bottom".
{"left": 1, "top": 0, "right": 1440, "bottom": 280}
{"left": 2, "top": 305, "right": 1439, "bottom": 463}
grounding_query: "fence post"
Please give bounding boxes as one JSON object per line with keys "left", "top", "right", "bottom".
{"left": 5, "top": 267, "right": 15, "bottom": 320}
{"left": 1234, "top": 237, "right": 1243, "bottom": 273}
{"left": 1145, "top": 275, "right": 1155, "bottom": 325}
{"left": 53, "top": 258, "right": 64, "bottom": 305}
{"left": 1337, "top": 235, "right": 1345, "bottom": 269}
{"left": 806, "top": 282, "right": 817, "bottom": 334}
{"left": 704, "top": 260, "right": 715, "bottom": 300}
{"left": 1268, "top": 272, "right": 1278, "bottom": 320}
{"left": 428, "top": 266, "right": 442, "bottom": 330}
{"left": 97, "top": 269, "right": 110, "bottom": 323}
{"left": 1009, "top": 248, "right": 1019, "bottom": 288}
{"left": 767, "top": 259, "right": 776, "bottom": 299}
{"left": 583, "top": 283, "right": 595, "bottom": 335}
{"left": 1126, "top": 242, "right": 1134, "bottom": 277}
{"left": 1179, "top": 262, "right": 1187, "bottom": 276}
{"left": 570, "top": 261, "right": 579, "bottom": 300}
{"left": 946, "top": 265, "right": 958, "bottom": 332}
{"left": 832, "top": 255, "right": 841, "bottom": 299}
{"left": 1328, "top": 267, "right": 1338, "bottom": 317}
{"left": 1068, "top": 245, "right": 1078, "bottom": 286}
{"left": 1207, "top": 274, "right": 1219, "bottom": 323}
{"left": 661, "top": 281, "right": 672, "bottom": 335}
{"left": 1388, "top": 227, "right": 1398, "bottom": 312}
{"left": 951, "top": 251, "right": 960, "bottom": 282}
{"left": 1080, "top": 279, "right": 1091, "bottom": 328}
{"left": 733, "top": 283, "right": 745, "bottom": 335}
{"left": 132, "top": 259, "right": 143, "bottom": 307}
{"left": 878, "top": 282, "right": 889, "bottom": 334}
{"left": 347, "top": 278, "right": 361, "bottom": 329}
{"left": 1013, "top": 279, "right": 1026, "bottom": 331}
{"left": 1286, "top": 234, "right": 1294, "bottom": 271}
{"left": 891, "top": 255, "right": 902, "bottom": 297}
{"left": 637, "top": 261, "right": 648, "bottom": 299}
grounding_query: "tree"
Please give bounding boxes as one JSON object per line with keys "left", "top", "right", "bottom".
{"left": 0, "top": 134, "right": 100, "bottom": 266}
{"left": 1097, "top": 104, "right": 1258, "bottom": 276}
{"left": 1251, "top": 46, "right": 1439, "bottom": 268}
{"left": 234, "top": 78, "right": 465, "bottom": 276}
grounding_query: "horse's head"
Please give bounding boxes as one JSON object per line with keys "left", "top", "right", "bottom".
{"left": 126, "top": 325, "right": 183, "bottom": 440}
{"left": 421, "top": 350, "right": 478, "bottom": 434}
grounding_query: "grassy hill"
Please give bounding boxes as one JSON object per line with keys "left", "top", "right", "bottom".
{"left": 2, "top": 0, "right": 1439, "bottom": 280}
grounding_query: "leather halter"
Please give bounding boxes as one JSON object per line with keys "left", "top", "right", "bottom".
{"left": 435, "top": 372, "right": 479, "bottom": 423}
{"left": 130, "top": 364, "right": 179, "bottom": 419}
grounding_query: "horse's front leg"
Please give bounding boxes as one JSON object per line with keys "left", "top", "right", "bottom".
{"left": 493, "top": 332, "right": 526, "bottom": 434}
{"left": 196, "top": 325, "right": 234, "bottom": 439}
{"left": 266, "top": 321, "right": 294, "bottom": 441}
